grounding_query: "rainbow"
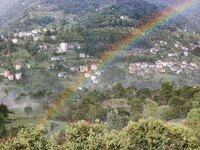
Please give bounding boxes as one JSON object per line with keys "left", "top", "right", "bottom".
{"left": 43, "top": 0, "right": 200, "bottom": 122}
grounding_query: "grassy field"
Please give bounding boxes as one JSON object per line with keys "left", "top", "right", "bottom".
{"left": 6, "top": 113, "right": 68, "bottom": 135}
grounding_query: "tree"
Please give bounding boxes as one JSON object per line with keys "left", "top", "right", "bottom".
{"left": 192, "top": 92, "right": 200, "bottom": 108}
{"left": 63, "top": 120, "right": 106, "bottom": 150}
{"left": 0, "top": 124, "right": 56, "bottom": 149}
{"left": 107, "top": 109, "right": 129, "bottom": 130}
{"left": 142, "top": 99, "right": 158, "bottom": 118}
{"left": 0, "top": 103, "right": 9, "bottom": 118}
{"left": 45, "top": 30, "right": 52, "bottom": 37}
{"left": 136, "top": 88, "right": 151, "bottom": 100}
{"left": 129, "top": 98, "right": 144, "bottom": 121}
{"left": 124, "top": 118, "right": 198, "bottom": 150}
{"left": 24, "top": 106, "right": 33, "bottom": 115}
{"left": 169, "top": 96, "right": 191, "bottom": 118}
{"left": 112, "top": 83, "right": 126, "bottom": 98}
{"left": 187, "top": 108, "right": 200, "bottom": 143}
{"left": 0, "top": 103, "right": 9, "bottom": 137}
{"left": 187, "top": 108, "right": 200, "bottom": 131}
{"left": 157, "top": 82, "right": 175, "bottom": 105}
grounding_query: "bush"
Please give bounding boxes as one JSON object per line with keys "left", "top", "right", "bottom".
{"left": 24, "top": 106, "right": 33, "bottom": 115}
{"left": 187, "top": 108, "right": 200, "bottom": 130}
{"left": 124, "top": 118, "right": 198, "bottom": 149}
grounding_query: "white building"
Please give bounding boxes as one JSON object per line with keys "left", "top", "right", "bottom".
{"left": 51, "top": 56, "right": 60, "bottom": 61}
{"left": 91, "top": 75, "right": 97, "bottom": 81}
{"left": 43, "top": 28, "right": 48, "bottom": 32}
{"left": 15, "top": 73, "right": 22, "bottom": 80}
{"left": 58, "top": 43, "right": 68, "bottom": 53}
{"left": 168, "top": 53, "right": 178, "bottom": 57}
{"left": 33, "top": 37, "right": 39, "bottom": 41}
{"left": 50, "top": 36, "right": 56, "bottom": 40}
{"left": 150, "top": 48, "right": 159, "bottom": 54}
{"left": 70, "top": 66, "right": 76, "bottom": 72}
{"left": 80, "top": 65, "right": 89, "bottom": 73}
{"left": 4, "top": 70, "right": 10, "bottom": 78}
{"left": 27, "top": 64, "right": 31, "bottom": 69}
{"left": 84, "top": 72, "right": 91, "bottom": 78}
{"left": 181, "top": 47, "right": 189, "bottom": 51}
{"left": 8, "top": 74, "right": 14, "bottom": 81}
{"left": 174, "top": 44, "right": 179, "bottom": 48}
{"left": 91, "top": 64, "right": 97, "bottom": 71}
{"left": 79, "top": 53, "right": 86, "bottom": 58}
{"left": 183, "top": 51, "right": 189, "bottom": 57}
{"left": 12, "top": 38, "right": 18, "bottom": 44}
{"left": 31, "top": 30, "right": 40, "bottom": 34}
{"left": 39, "top": 44, "right": 48, "bottom": 50}
{"left": 15, "top": 64, "right": 21, "bottom": 71}
{"left": 120, "top": 16, "right": 129, "bottom": 20}
{"left": 58, "top": 72, "right": 66, "bottom": 78}
{"left": 95, "top": 71, "right": 102, "bottom": 77}
{"left": 190, "top": 63, "right": 198, "bottom": 68}
{"left": 18, "top": 32, "right": 32, "bottom": 37}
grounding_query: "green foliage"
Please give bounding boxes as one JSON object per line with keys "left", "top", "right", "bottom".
{"left": 107, "top": 109, "right": 129, "bottom": 130}
{"left": 124, "top": 118, "right": 198, "bottom": 150}
{"left": 0, "top": 124, "right": 53, "bottom": 150}
{"left": 187, "top": 108, "right": 200, "bottom": 131}
{"left": 1, "top": 118, "right": 199, "bottom": 149}
{"left": 142, "top": 99, "right": 158, "bottom": 118}
{"left": 136, "top": 88, "right": 152, "bottom": 100}
{"left": 155, "top": 82, "right": 175, "bottom": 105}
{"left": 191, "top": 47, "right": 200, "bottom": 57}
{"left": 63, "top": 120, "right": 105, "bottom": 150}
{"left": 187, "top": 108, "right": 200, "bottom": 145}
{"left": 31, "top": 16, "right": 56, "bottom": 26}
{"left": 0, "top": 103, "right": 9, "bottom": 137}
{"left": 24, "top": 106, "right": 33, "bottom": 115}
{"left": 112, "top": 83, "right": 126, "bottom": 98}
{"left": 54, "top": 82, "right": 200, "bottom": 124}
{"left": 169, "top": 96, "right": 191, "bottom": 118}
{"left": 0, "top": 103, "right": 9, "bottom": 119}
{"left": 129, "top": 98, "right": 144, "bottom": 121}
{"left": 192, "top": 92, "right": 200, "bottom": 108}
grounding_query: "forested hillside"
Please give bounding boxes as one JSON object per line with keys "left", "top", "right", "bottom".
{"left": 1, "top": 0, "right": 197, "bottom": 32}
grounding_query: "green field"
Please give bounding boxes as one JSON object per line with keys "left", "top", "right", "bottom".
{"left": 6, "top": 113, "right": 67, "bottom": 135}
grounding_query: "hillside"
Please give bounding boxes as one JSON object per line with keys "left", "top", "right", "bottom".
{"left": 0, "top": 0, "right": 184, "bottom": 32}
{"left": 146, "top": 0, "right": 200, "bottom": 31}
{"left": 0, "top": 0, "right": 159, "bottom": 32}
{"left": 1, "top": 0, "right": 200, "bottom": 32}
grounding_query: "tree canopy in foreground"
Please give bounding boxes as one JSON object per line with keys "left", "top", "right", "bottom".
{"left": 0, "top": 118, "right": 198, "bottom": 150}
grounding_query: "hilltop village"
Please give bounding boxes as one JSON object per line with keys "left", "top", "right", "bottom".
{"left": 0, "top": 27, "right": 200, "bottom": 91}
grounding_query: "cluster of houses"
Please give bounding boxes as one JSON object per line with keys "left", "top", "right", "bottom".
{"left": 10, "top": 28, "right": 58, "bottom": 44}
{"left": 57, "top": 42, "right": 81, "bottom": 53}
{"left": 0, "top": 65, "right": 22, "bottom": 81}
{"left": 129, "top": 60, "right": 199, "bottom": 76}
{"left": 129, "top": 62, "right": 166, "bottom": 76}
{"left": 150, "top": 40, "right": 200, "bottom": 56}
{"left": 57, "top": 63, "right": 102, "bottom": 84}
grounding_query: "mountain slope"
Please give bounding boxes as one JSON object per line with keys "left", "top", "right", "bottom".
{"left": 145, "top": 0, "right": 200, "bottom": 31}
{"left": 0, "top": 0, "right": 162, "bottom": 32}
{"left": 0, "top": 0, "right": 199, "bottom": 32}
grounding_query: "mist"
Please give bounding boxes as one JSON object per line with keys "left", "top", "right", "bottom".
{"left": 0, "top": 0, "right": 20, "bottom": 17}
